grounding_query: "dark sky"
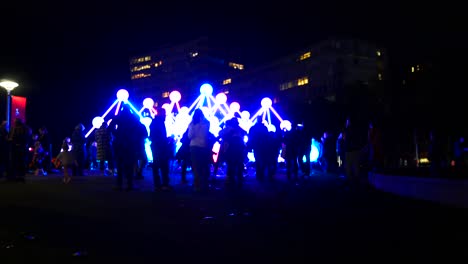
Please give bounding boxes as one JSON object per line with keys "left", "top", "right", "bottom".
{"left": 0, "top": 1, "right": 462, "bottom": 144}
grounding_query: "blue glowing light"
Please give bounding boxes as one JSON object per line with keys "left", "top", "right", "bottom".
{"left": 200, "top": 83, "right": 213, "bottom": 96}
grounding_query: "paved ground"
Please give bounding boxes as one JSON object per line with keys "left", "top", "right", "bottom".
{"left": 0, "top": 165, "right": 467, "bottom": 263}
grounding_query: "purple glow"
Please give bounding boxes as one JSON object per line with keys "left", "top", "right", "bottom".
{"left": 116, "top": 89, "right": 129, "bottom": 101}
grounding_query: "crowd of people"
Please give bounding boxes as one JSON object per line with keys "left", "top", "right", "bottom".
{"left": 1, "top": 107, "right": 466, "bottom": 192}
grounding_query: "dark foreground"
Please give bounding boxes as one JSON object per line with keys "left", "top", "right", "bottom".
{"left": 0, "top": 167, "right": 466, "bottom": 263}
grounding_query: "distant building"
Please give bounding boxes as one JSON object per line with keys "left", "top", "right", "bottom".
{"left": 128, "top": 37, "right": 246, "bottom": 107}
{"left": 129, "top": 37, "right": 388, "bottom": 117}
{"left": 229, "top": 38, "right": 388, "bottom": 108}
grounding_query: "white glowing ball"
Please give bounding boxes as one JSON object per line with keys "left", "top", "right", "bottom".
{"left": 162, "top": 103, "right": 171, "bottom": 113}
{"left": 280, "top": 120, "right": 292, "bottom": 131}
{"left": 116, "top": 89, "right": 129, "bottom": 101}
{"left": 179, "top": 106, "right": 189, "bottom": 114}
{"left": 169, "top": 91, "right": 181, "bottom": 102}
{"left": 200, "top": 83, "right": 213, "bottom": 95}
{"left": 230, "top": 102, "right": 240, "bottom": 113}
{"left": 261, "top": 97, "right": 272, "bottom": 108}
{"left": 267, "top": 124, "right": 276, "bottom": 133}
{"left": 140, "top": 116, "right": 152, "bottom": 128}
{"left": 143, "top": 98, "right": 154, "bottom": 108}
{"left": 241, "top": 110, "right": 250, "bottom": 120}
{"left": 92, "top": 116, "right": 104, "bottom": 129}
{"left": 215, "top": 93, "right": 227, "bottom": 104}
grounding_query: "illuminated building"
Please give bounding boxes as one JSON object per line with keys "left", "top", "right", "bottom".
{"left": 129, "top": 37, "right": 245, "bottom": 107}
{"left": 229, "top": 38, "right": 388, "bottom": 107}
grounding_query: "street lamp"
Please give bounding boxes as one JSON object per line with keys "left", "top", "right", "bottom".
{"left": 0, "top": 80, "right": 19, "bottom": 131}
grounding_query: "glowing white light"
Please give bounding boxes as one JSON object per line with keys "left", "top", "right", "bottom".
{"left": 140, "top": 116, "right": 152, "bottom": 128}
{"left": 200, "top": 83, "right": 213, "bottom": 96}
{"left": 261, "top": 97, "right": 272, "bottom": 108}
{"left": 162, "top": 103, "right": 170, "bottom": 112}
{"left": 230, "top": 102, "right": 240, "bottom": 112}
{"left": 92, "top": 116, "right": 104, "bottom": 129}
{"left": 280, "top": 120, "right": 292, "bottom": 131}
{"left": 241, "top": 110, "right": 250, "bottom": 120}
{"left": 143, "top": 98, "right": 154, "bottom": 108}
{"left": 267, "top": 124, "right": 276, "bottom": 133}
{"left": 169, "top": 91, "right": 181, "bottom": 102}
{"left": 179, "top": 106, "right": 189, "bottom": 114}
{"left": 116, "top": 89, "right": 129, "bottom": 101}
{"left": 215, "top": 93, "right": 227, "bottom": 104}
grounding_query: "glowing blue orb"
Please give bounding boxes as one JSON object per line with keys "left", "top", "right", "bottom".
{"left": 92, "top": 116, "right": 104, "bottom": 129}
{"left": 310, "top": 144, "right": 320, "bottom": 162}
{"left": 230, "top": 102, "right": 240, "bottom": 112}
{"left": 200, "top": 83, "right": 213, "bottom": 95}
{"left": 116, "top": 89, "right": 129, "bottom": 101}
{"left": 280, "top": 120, "right": 292, "bottom": 131}
{"left": 143, "top": 98, "right": 154, "bottom": 108}
{"left": 215, "top": 93, "right": 227, "bottom": 104}
{"left": 261, "top": 97, "right": 272, "bottom": 108}
{"left": 169, "top": 91, "right": 181, "bottom": 102}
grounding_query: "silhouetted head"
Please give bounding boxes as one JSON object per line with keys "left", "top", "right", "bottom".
{"left": 192, "top": 108, "right": 205, "bottom": 124}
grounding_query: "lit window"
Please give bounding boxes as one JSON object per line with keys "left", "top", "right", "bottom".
{"left": 131, "top": 73, "right": 151, "bottom": 80}
{"left": 130, "top": 64, "right": 151, "bottom": 72}
{"left": 162, "top": 92, "right": 169, "bottom": 98}
{"left": 190, "top": 52, "right": 199, "bottom": 57}
{"left": 402, "top": 80, "right": 406, "bottom": 85}
{"left": 228, "top": 62, "right": 244, "bottom": 70}
{"left": 154, "top": 60, "right": 163, "bottom": 67}
{"left": 279, "top": 81, "right": 295, "bottom": 91}
{"left": 130, "top": 56, "right": 152, "bottom": 65}
{"left": 411, "top": 67, "right": 415, "bottom": 73}
{"left": 376, "top": 50, "right": 381, "bottom": 57}
{"left": 222, "top": 78, "right": 232, "bottom": 85}
{"left": 297, "top": 77, "right": 309, "bottom": 86}
{"left": 299, "top": 52, "right": 311, "bottom": 61}
{"left": 378, "top": 73, "right": 383, "bottom": 80}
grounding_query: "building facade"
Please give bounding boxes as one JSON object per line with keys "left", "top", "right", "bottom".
{"left": 227, "top": 38, "right": 387, "bottom": 107}
{"left": 128, "top": 37, "right": 246, "bottom": 107}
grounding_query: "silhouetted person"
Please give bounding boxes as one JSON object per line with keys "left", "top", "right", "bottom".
{"left": 8, "top": 118, "right": 32, "bottom": 182}
{"left": 71, "top": 123, "right": 87, "bottom": 176}
{"left": 149, "top": 107, "right": 172, "bottom": 191}
{"left": 453, "top": 136, "right": 467, "bottom": 172}
{"left": 247, "top": 116, "right": 269, "bottom": 181}
{"left": 188, "top": 108, "right": 211, "bottom": 192}
{"left": 175, "top": 129, "right": 191, "bottom": 185}
{"left": 343, "top": 118, "right": 366, "bottom": 186}
{"left": 219, "top": 117, "right": 246, "bottom": 189}
{"left": 296, "top": 123, "right": 312, "bottom": 177}
{"left": 110, "top": 107, "right": 144, "bottom": 191}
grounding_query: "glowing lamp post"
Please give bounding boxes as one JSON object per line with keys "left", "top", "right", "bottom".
{"left": 0, "top": 80, "right": 19, "bottom": 130}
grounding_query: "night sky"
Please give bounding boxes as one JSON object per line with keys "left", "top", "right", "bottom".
{"left": 0, "top": 1, "right": 462, "bottom": 147}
